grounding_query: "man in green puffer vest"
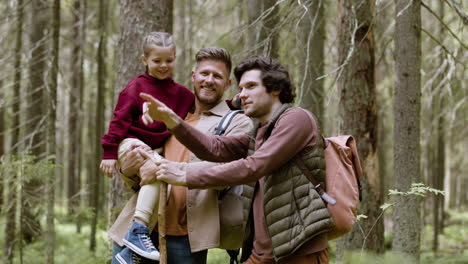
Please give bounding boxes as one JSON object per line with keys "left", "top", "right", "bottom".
{"left": 139, "top": 56, "right": 334, "bottom": 264}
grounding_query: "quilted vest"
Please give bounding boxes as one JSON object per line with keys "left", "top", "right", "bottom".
{"left": 241, "top": 104, "right": 334, "bottom": 262}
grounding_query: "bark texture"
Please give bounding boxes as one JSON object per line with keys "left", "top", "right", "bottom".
{"left": 45, "top": 0, "right": 60, "bottom": 262}
{"left": 335, "top": 0, "right": 383, "bottom": 257}
{"left": 393, "top": 0, "right": 422, "bottom": 261}
{"left": 90, "top": 0, "right": 109, "bottom": 251}
{"left": 68, "top": 0, "right": 86, "bottom": 233}
{"left": 21, "top": 0, "right": 48, "bottom": 244}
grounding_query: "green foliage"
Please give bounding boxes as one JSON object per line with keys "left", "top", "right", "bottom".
{"left": 0, "top": 153, "right": 58, "bottom": 181}
{"left": 340, "top": 251, "right": 409, "bottom": 264}
{"left": 356, "top": 214, "right": 368, "bottom": 221}
{"left": 0, "top": 222, "right": 110, "bottom": 264}
{"left": 420, "top": 209, "right": 468, "bottom": 264}
{"left": 388, "top": 183, "right": 445, "bottom": 197}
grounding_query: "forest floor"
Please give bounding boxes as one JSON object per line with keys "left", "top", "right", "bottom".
{"left": 0, "top": 209, "right": 466, "bottom": 263}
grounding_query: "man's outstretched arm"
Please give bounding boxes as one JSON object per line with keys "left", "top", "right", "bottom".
{"left": 140, "top": 93, "right": 250, "bottom": 162}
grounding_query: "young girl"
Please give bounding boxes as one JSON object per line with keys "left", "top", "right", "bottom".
{"left": 100, "top": 32, "right": 194, "bottom": 262}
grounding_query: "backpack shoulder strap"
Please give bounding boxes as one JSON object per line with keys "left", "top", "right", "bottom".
{"left": 264, "top": 105, "right": 337, "bottom": 205}
{"left": 215, "top": 110, "right": 244, "bottom": 200}
{"left": 215, "top": 110, "right": 244, "bottom": 136}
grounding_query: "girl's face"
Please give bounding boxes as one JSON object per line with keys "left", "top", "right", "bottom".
{"left": 142, "top": 45, "right": 175, "bottom": 80}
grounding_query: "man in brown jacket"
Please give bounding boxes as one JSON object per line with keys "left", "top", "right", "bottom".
{"left": 110, "top": 47, "right": 253, "bottom": 264}
{"left": 139, "top": 56, "right": 333, "bottom": 264}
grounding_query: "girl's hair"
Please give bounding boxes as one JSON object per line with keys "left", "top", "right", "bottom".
{"left": 142, "top": 32, "right": 176, "bottom": 56}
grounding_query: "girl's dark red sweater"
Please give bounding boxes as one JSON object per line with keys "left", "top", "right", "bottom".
{"left": 101, "top": 73, "right": 194, "bottom": 159}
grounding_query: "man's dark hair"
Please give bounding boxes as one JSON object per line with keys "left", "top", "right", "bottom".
{"left": 195, "top": 47, "right": 232, "bottom": 75}
{"left": 234, "top": 56, "right": 295, "bottom": 104}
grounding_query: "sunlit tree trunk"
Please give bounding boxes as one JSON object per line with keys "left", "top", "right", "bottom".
{"left": 335, "top": 0, "right": 382, "bottom": 258}
{"left": 393, "top": 0, "right": 422, "bottom": 261}
{"left": 297, "top": 0, "right": 325, "bottom": 126}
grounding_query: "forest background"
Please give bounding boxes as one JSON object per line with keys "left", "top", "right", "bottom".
{"left": 0, "top": 0, "right": 466, "bottom": 263}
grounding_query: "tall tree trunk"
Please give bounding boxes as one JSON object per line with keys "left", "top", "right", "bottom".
{"left": 393, "top": 0, "right": 422, "bottom": 261}
{"left": 69, "top": 0, "right": 85, "bottom": 233}
{"left": 0, "top": 79, "right": 3, "bottom": 214}
{"left": 90, "top": 0, "right": 109, "bottom": 251}
{"left": 297, "top": 0, "right": 325, "bottom": 126}
{"left": 432, "top": 0, "right": 446, "bottom": 253}
{"left": 22, "top": 0, "right": 50, "bottom": 244}
{"left": 174, "top": 0, "right": 191, "bottom": 88}
{"left": 246, "top": 0, "right": 279, "bottom": 58}
{"left": 3, "top": 1, "right": 24, "bottom": 261}
{"left": 11, "top": 0, "right": 23, "bottom": 153}
{"left": 433, "top": 95, "right": 445, "bottom": 253}
{"left": 447, "top": 140, "right": 457, "bottom": 209}
{"left": 335, "top": 0, "right": 382, "bottom": 258}
{"left": 3, "top": 166, "right": 17, "bottom": 264}
{"left": 44, "top": 0, "right": 60, "bottom": 262}
{"left": 109, "top": 0, "right": 174, "bottom": 227}
{"left": 27, "top": 0, "right": 47, "bottom": 156}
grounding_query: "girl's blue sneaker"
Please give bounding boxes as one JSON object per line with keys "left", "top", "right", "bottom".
{"left": 122, "top": 221, "right": 160, "bottom": 261}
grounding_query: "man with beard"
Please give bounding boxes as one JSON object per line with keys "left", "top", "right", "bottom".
{"left": 110, "top": 47, "right": 253, "bottom": 264}
{"left": 139, "top": 56, "right": 333, "bottom": 264}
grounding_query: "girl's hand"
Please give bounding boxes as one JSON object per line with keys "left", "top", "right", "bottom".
{"left": 100, "top": 159, "right": 117, "bottom": 178}
{"left": 139, "top": 93, "right": 182, "bottom": 129}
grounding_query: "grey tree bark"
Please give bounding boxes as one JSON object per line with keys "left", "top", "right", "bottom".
{"left": 393, "top": 0, "right": 422, "bottom": 261}
{"left": 297, "top": 0, "right": 325, "bottom": 126}
{"left": 335, "top": 0, "right": 383, "bottom": 257}
{"left": 109, "top": 0, "right": 174, "bottom": 226}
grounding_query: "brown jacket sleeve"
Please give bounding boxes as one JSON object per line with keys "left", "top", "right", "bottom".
{"left": 171, "top": 120, "right": 250, "bottom": 162}
{"left": 186, "top": 108, "right": 320, "bottom": 188}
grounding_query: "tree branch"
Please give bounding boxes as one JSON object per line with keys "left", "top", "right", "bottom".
{"left": 417, "top": 25, "right": 466, "bottom": 68}
{"left": 444, "top": 0, "right": 468, "bottom": 25}
{"left": 422, "top": 1, "right": 467, "bottom": 50}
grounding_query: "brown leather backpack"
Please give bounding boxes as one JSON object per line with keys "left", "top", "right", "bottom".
{"left": 266, "top": 105, "right": 363, "bottom": 240}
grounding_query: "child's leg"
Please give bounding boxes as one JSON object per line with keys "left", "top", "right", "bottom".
{"left": 134, "top": 150, "right": 163, "bottom": 225}
{"left": 134, "top": 182, "right": 160, "bottom": 226}
{"left": 123, "top": 181, "right": 161, "bottom": 260}
{"left": 121, "top": 145, "right": 164, "bottom": 260}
